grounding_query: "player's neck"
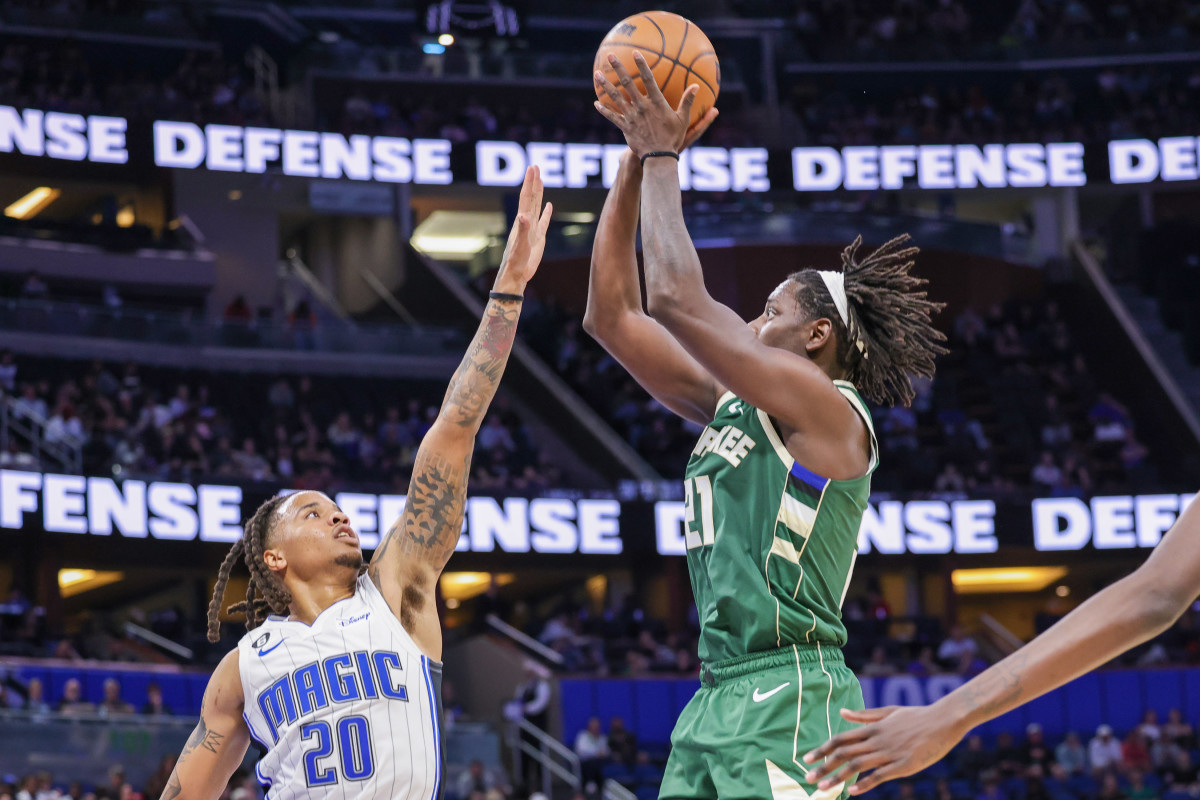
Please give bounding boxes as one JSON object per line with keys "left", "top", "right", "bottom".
{"left": 286, "top": 575, "right": 357, "bottom": 625}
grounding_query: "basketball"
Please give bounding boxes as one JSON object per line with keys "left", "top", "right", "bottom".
{"left": 594, "top": 11, "right": 720, "bottom": 130}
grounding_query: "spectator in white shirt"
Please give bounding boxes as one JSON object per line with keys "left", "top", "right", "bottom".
{"left": 1090, "top": 724, "right": 1123, "bottom": 775}
{"left": 575, "top": 717, "right": 610, "bottom": 792}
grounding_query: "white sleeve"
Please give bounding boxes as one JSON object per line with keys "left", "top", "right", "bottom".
{"left": 523, "top": 679, "right": 551, "bottom": 716}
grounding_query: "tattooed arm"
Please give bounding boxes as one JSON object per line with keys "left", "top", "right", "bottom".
{"left": 160, "top": 650, "right": 248, "bottom": 800}
{"left": 369, "top": 166, "right": 552, "bottom": 660}
{"left": 802, "top": 494, "right": 1200, "bottom": 796}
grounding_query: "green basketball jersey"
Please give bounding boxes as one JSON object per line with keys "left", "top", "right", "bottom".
{"left": 682, "top": 382, "right": 879, "bottom": 663}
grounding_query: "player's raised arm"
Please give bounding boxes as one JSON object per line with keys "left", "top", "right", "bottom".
{"left": 593, "top": 54, "right": 864, "bottom": 440}
{"left": 802, "top": 494, "right": 1200, "bottom": 795}
{"left": 582, "top": 137, "right": 721, "bottom": 426}
{"left": 368, "top": 165, "right": 551, "bottom": 659}
{"left": 159, "top": 650, "right": 249, "bottom": 800}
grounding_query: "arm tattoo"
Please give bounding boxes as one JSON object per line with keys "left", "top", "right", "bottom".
{"left": 161, "top": 717, "right": 226, "bottom": 799}
{"left": 956, "top": 650, "right": 1031, "bottom": 718}
{"left": 443, "top": 301, "right": 519, "bottom": 428}
{"left": 370, "top": 299, "right": 516, "bottom": 589}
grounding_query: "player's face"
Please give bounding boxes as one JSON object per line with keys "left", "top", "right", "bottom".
{"left": 749, "top": 281, "right": 809, "bottom": 354}
{"left": 268, "top": 491, "right": 363, "bottom": 581}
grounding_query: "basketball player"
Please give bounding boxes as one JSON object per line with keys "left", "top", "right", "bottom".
{"left": 589, "top": 54, "right": 947, "bottom": 800}
{"left": 803, "top": 497, "right": 1200, "bottom": 795}
{"left": 157, "top": 166, "right": 553, "bottom": 800}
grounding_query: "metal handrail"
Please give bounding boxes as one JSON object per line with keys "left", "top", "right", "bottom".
{"left": 123, "top": 622, "right": 194, "bottom": 661}
{"left": 360, "top": 267, "right": 423, "bottom": 330}
{"left": 485, "top": 614, "right": 564, "bottom": 666}
{"left": 1, "top": 394, "right": 82, "bottom": 473}
{"left": 979, "top": 613, "right": 1024, "bottom": 655}
{"left": 604, "top": 778, "right": 638, "bottom": 800}
{"left": 507, "top": 716, "right": 581, "bottom": 798}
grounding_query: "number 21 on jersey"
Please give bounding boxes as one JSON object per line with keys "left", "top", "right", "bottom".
{"left": 684, "top": 476, "right": 715, "bottom": 550}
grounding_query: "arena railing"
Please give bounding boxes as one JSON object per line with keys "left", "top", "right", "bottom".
{"left": 0, "top": 297, "right": 466, "bottom": 359}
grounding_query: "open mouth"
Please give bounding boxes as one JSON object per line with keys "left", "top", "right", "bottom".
{"left": 334, "top": 526, "right": 358, "bottom": 543}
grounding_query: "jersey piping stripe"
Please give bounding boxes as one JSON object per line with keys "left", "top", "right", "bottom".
{"left": 422, "top": 656, "right": 442, "bottom": 800}
{"left": 769, "top": 536, "right": 801, "bottom": 564}
{"left": 715, "top": 390, "right": 737, "bottom": 417}
{"left": 789, "top": 645, "right": 810, "bottom": 776}
{"left": 777, "top": 493, "right": 817, "bottom": 540}
{"left": 817, "top": 642, "right": 835, "bottom": 741}
{"left": 755, "top": 407, "right": 794, "bottom": 467}
{"left": 838, "top": 550, "right": 859, "bottom": 608}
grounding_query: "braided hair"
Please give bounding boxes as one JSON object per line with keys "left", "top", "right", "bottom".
{"left": 206, "top": 494, "right": 293, "bottom": 643}
{"left": 789, "top": 234, "right": 948, "bottom": 407}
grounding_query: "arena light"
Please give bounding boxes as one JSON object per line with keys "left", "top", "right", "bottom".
{"left": 412, "top": 210, "right": 505, "bottom": 260}
{"left": 439, "top": 571, "right": 513, "bottom": 601}
{"left": 422, "top": 42, "right": 446, "bottom": 55}
{"left": 950, "top": 566, "right": 1068, "bottom": 594}
{"left": 5, "top": 186, "right": 60, "bottom": 220}
{"left": 115, "top": 205, "right": 135, "bottom": 227}
{"left": 438, "top": 33, "right": 455, "bottom": 46}
{"left": 412, "top": 235, "right": 490, "bottom": 255}
{"left": 58, "top": 568, "right": 124, "bottom": 598}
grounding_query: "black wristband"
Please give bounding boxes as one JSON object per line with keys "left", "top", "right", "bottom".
{"left": 489, "top": 291, "right": 524, "bottom": 303}
{"left": 640, "top": 150, "right": 680, "bottom": 166}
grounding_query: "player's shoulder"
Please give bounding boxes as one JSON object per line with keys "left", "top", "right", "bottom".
{"left": 207, "top": 647, "right": 246, "bottom": 710}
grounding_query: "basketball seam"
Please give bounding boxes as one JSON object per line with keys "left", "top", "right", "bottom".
{"left": 659, "top": 19, "right": 688, "bottom": 101}
{"left": 640, "top": 12, "right": 667, "bottom": 53}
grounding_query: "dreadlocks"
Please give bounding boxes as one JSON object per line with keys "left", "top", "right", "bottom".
{"left": 790, "top": 234, "right": 948, "bottom": 407}
{"left": 206, "top": 494, "right": 292, "bottom": 643}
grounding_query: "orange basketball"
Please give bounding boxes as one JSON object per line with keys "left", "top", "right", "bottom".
{"left": 594, "top": 11, "right": 720, "bottom": 130}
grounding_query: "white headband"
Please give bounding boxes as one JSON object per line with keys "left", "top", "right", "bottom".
{"left": 816, "top": 270, "right": 867, "bottom": 359}
{"left": 817, "top": 271, "right": 850, "bottom": 327}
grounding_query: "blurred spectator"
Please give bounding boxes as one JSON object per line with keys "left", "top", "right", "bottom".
{"left": 454, "top": 760, "right": 509, "bottom": 800}
{"left": 957, "top": 735, "right": 991, "bottom": 777}
{"left": 506, "top": 662, "right": 552, "bottom": 791}
{"left": 1097, "top": 772, "right": 1126, "bottom": 800}
{"left": 19, "top": 677, "right": 50, "bottom": 716}
{"left": 936, "top": 624, "right": 978, "bottom": 668}
{"left": 607, "top": 716, "right": 637, "bottom": 765}
{"left": 573, "top": 717, "right": 609, "bottom": 791}
{"left": 0, "top": 350, "right": 15, "bottom": 394}
{"left": 141, "top": 682, "right": 172, "bottom": 716}
{"left": 56, "top": 679, "right": 93, "bottom": 715}
{"left": 1121, "top": 731, "right": 1152, "bottom": 773}
{"left": 99, "top": 678, "right": 134, "bottom": 716}
{"left": 1090, "top": 724, "right": 1123, "bottom": 775}
{"left": 1022, "top": 724, "right": 1052, "bottom": 769}
{"left": 20, "top": 271, "right": 48, "bottom": 300}
{"left": 1163, "top": 708, "right": 1195, "bottom": 748}
{"left": 860, "top": 645, "right": 896, "bottom": 677}
{"left": 1056, "top": 731, "right": 1088, "bottom": 775}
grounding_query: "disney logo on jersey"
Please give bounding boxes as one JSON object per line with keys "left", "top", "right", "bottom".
{"left": 692, "top": 424, "right": 756, "bottom": 468}
{"left": 339, "top": 613, "right": 370, "bottom": 628}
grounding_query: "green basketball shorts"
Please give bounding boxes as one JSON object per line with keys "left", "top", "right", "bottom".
{"left": 659, "top": 644, "right": 864, "bottom": 800}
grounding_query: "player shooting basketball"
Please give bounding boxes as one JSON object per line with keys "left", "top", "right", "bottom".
{"left": 589, "top": 51, "right": 946, "bottom": 800}
{"left": 158, "top": 166, "right": 552, "bottom": 800}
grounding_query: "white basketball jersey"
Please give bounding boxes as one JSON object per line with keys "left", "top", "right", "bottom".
{"left": 238, "top": 574, "right": 444, "bottom": 800}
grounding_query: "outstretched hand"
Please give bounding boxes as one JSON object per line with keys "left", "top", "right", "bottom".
{"left": 594, "top": 51, "right": 700, "bottom": 158}
{"left": 494, "top": 165, "right": 554, "bottom": 295}
{"left": 802, "top": 705, "right": 967, "bottom": 795}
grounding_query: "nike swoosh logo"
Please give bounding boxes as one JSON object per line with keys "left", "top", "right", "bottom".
{"left": 257, "top": 640, "right": 285, "bottom": 657}
{"left": 752, "top": 682, "right": 790, "bottom": 703}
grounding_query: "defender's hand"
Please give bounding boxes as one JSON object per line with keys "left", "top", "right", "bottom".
{"left": 494, "top": 165, "right": 554, "bottom": 296}
{"left": 802, "top": 705, "right": 966, "bottom": 795}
